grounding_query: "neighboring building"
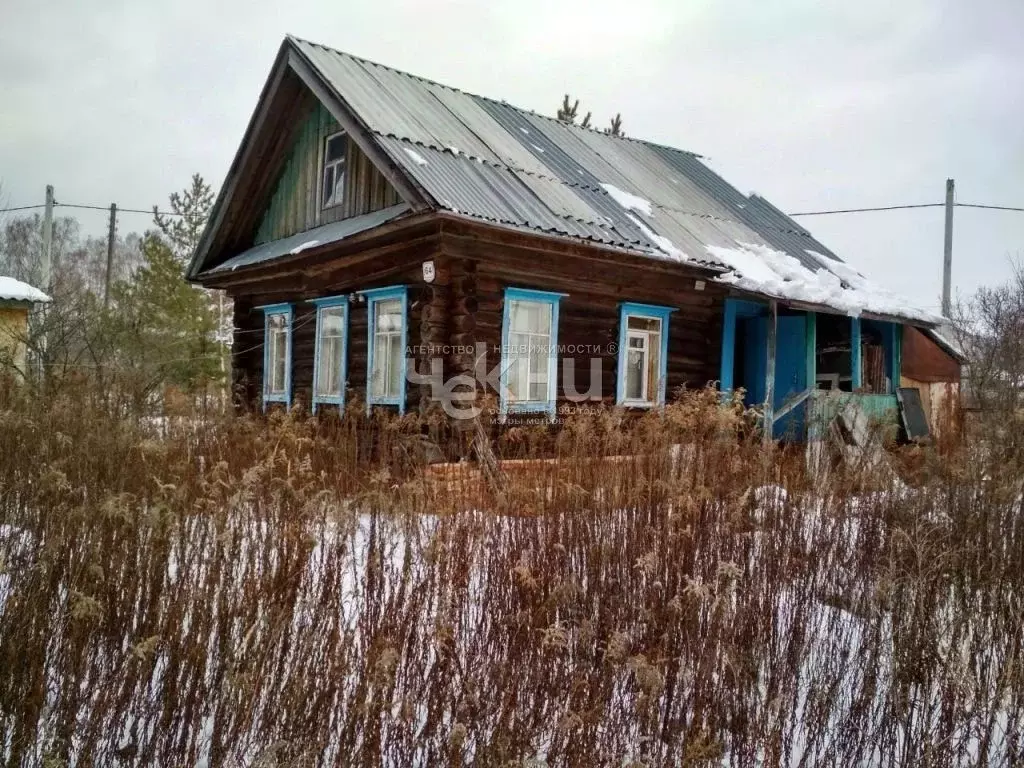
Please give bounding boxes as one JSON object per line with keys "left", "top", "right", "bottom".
{"left": 900, "top": 325, "right": 963, "bottom": 434}
{"left": 188, "top": 36, "right": 960, "bottom": 442}
{"left": 0, "top": 276, "right": 50, "bottom": 378}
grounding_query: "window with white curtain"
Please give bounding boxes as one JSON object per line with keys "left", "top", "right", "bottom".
{"left": 361, "top": 285, "right": 408, "bottom": 412}
{"left": 312, "top": 298, "right": 348, "bottom": 411}
{"left": 371, "top": 298, "right": 404, "bottom": 399}
{"left": 500, "top": 288, "right": 563, "bottom": 415}
{"left": 260, "top": 303, "right": 292, "bottom": 408}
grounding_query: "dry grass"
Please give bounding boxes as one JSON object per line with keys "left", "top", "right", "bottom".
{"left": 0, "top": 382, "right": 1022, "bottom": 766}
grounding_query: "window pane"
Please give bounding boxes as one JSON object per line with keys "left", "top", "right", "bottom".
{"left": 625, "top": 347, "right": 644, "bottom": 400}
{"left": 326, "top": 134, "right": 347, "bottom": 162}
{"left": 528, "top": 341, "right": 549, "bottom": 401}
{"left": 376, "top": 299, "right": 402, "bottom": 332}
{"left": 510, "top": 300, "right": 550, "bottom": 335}
{"left": 387, "top": 333, "right": 404, "bottom": 397}
{"left": 646, "top": 330, "right": 661, "bottom": 401}
{"left": 628, "top": 315, "right": 660, "bottom": 333}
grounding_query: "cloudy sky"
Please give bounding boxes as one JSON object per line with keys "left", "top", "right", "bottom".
{"left": 2, "top": 0, "right": 1022, "bottom": 311}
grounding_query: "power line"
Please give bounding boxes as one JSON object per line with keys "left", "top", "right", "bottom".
{"left": 56, "top": 203, "right": 184, "bottom": 217}
{"left": 0, "top": 204, "right": 47, "bottom": 213}
{"left": 0, "top": 202, "right": 184, "bottom": 217}
{"left": 789, "top": 203, "right": 945, "bottom": 217}
{"left": 956, "top": 203, "right": 1024, "bottom": 213}
{"left": 789, "top": 202, "right": 1024, "bottom": 217}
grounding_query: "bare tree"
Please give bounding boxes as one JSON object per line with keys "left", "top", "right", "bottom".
{"left": 954, "top": 257, "right": 1024, "bottom": 453}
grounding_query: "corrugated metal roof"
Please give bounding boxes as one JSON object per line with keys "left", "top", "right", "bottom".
{"left": 286, "top": 37, "right": 934, "bottom": 321}
{"left": 206, "top": 203, "right": 410, "bottom": 274}
{"left": 0, "top": 276, "right": 50, "bottom": 303}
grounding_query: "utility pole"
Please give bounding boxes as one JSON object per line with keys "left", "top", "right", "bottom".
{"left": 942, "top": 178, "right": 954, "bottom": 317}
{"left": 41, "top": 185, "right": 54, "bottom": 291}
{"left": 104, "top": 203, "right": 117, "bottom": 307}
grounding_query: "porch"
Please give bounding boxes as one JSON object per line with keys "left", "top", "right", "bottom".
{"left": 719, "top": 298, "right": 903, "bottom": 442}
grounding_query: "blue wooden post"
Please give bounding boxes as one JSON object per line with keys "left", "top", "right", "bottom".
{"left": 805, "top": 311, "right": 817, "bottom": 386}
{"left": 850, "top": 317, "right": 862, "bottom": 390}
{"left": 720, "top": 298, "right": 737, "bottom": 394}
{"left": 890, "top": 323, "right": 902, "bottom": 392}
{"left": 805, "top": 311, "right": 817, "bottom": 442}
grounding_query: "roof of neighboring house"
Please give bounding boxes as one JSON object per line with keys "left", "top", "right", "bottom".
{"left": 192, "top": 36, "right": 940, "bottom": 326}
{"left": 0, "top": 276, "right": 50, "bottom": 304}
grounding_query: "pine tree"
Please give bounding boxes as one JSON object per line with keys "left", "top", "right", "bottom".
{"left": 557, "top": 95, "right": 580, "bottom": 124}
{"left": 109, "top": 233, "right": 221, "bottom": 408}
{"left": 152, "top": 173, "right": 214, "bottom": 264}
{"left": 151, "top": 174, "right": 229, "bottom": 409}
{"left": 606, "top": 113, "right": 624, "bottom": 137}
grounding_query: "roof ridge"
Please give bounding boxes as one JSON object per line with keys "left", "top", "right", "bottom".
{"left": 285, "top": 35, "right": 703, "bottom": 159}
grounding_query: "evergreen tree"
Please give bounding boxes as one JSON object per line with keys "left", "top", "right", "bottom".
{"left": 557, "top": 95, "right": 580, "bottom": 124}
{"left": 606, "top": 113, "right": 624, "bottom": 137}
{"left": 152, "top": 173, "right": 214, "bottom": 263}
{"left": 109, "top": 233, "right": 220, "bottom": 407}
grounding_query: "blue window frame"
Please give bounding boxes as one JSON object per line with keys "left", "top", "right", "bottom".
{"left": 616, "top": 302, "right": 675, "bottom": 407}
{"left": 359, "top": 285, "right": 408, "bottom": 414}
{"left": 258, "top": 303, "right": 292, "bottom": 410}
{"left": 310, "top": 295, "right": 349, "bottom": 413}
{"left": 499, "top": 287, "right": 566, "bottom": 419}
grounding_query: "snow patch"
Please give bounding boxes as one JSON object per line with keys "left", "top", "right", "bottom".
{"left": 707, "top": 243, "right": 941, "bottom": 323}
{"left": 0, "top": 276, "right": 50, "bottom": 303}
{"left": 626, "top": 214, "right": 688, "bottom": 262}
{"left": 447, "top": 146, "right": 461, "bottom": 156}
{"left": 289, "top": 240, "right": 320, "bottom": 256}
{"left": 600, "top": 183, "right": 654, "bottom": 218}
{"left": 530, "top": 144, "right": 546, "bottom": 154}
{"left": 402, "top": 147, "right": 429, "bottom": 166}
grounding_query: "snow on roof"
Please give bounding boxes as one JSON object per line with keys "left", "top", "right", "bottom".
{"left": 0, "top": 276, "right": 50, "bottom": 304}
{"left": 600, "top": 183, "right": 654, "bottom": 218}
{"left": 706, "top": 244, "right": 941, "bottom": 323}
{"left": 402, "top": 147, "right": 429, "bottom": 166}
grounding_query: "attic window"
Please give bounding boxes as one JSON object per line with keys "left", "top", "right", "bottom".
{"left": 322, "top": 131, "right": 347, "bottom": 209}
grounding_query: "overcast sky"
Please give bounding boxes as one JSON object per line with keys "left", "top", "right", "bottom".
{"left": 2, "top": 0, "right": 1022, "bottom": 311}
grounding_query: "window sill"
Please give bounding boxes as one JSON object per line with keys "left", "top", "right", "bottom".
{"left": 619, "top": 400, "right": 658, "bottom": 409}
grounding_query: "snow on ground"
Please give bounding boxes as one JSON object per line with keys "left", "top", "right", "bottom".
{"left": 402, "top": 147, "right": 429, "bottom": 166}
{"left": 0, "top": 276, "right": 50, "bottom": 303}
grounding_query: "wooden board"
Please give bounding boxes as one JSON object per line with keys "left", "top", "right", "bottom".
{"left": 897, "top": 387, "right": 930, "bottom": 441}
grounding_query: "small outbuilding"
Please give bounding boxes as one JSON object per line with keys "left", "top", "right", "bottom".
{"left": 0, "top": 276, "right": 51, "bottom": 378}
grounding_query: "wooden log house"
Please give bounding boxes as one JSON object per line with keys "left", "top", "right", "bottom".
{"left": 188, "top": 36, "right": 962, "bottom": 443}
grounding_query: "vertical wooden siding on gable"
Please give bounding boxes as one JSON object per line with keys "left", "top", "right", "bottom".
{"left": 255, "top": 103, "right": 403, "bottom": 245}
